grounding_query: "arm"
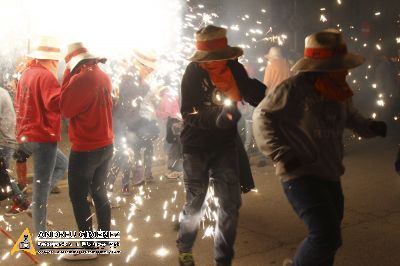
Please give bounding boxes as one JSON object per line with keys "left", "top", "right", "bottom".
{"left": 180, "top": 63, "right": 221, "bottom": 129}
{"left": 345, "top": 101, "right": 382, "bottom": 138}
{"left": 40, "top": 72, "right": 61, "bottom": 113}
{"left": 228, "top": 60, "right": 266, "bottom": 107}
{"left": 60, "top": 67, "right": 95, "bottom": 118}
{"left": 253, "top": 81, "right": 301, "bottom": 169}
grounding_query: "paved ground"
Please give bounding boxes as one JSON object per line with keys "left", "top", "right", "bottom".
{"left": 0, "top": 134, "right": 399, "bottom": 266}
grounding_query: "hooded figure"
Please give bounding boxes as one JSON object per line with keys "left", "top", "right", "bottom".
{"left": 253, "top": 29, "right": 387, "bottom": 266}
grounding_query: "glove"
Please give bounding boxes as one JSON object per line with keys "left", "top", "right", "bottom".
{"left": 216, "top": 104, "right": 241, "bottom": 129}
{"left": 284, "top": 157, "right": 302, "bottom": 173}
{"left": 13, "top": 149, "right": 30, "bottom": 163}
{"left": 369, "top": 121, "right": 387, "bottom": 137}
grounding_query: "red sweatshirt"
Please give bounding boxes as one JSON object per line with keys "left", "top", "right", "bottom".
{"left": 15, "top": 62, "right": 61, "bottom": 143}
{"left": 60, "top": 63, "right": 113, "bottom": 151}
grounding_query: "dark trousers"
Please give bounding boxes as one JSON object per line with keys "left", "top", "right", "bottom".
{"left": 177, "top": 146, "right": 241, "bottom": 264}
{"left": 283, "top": 176, "right": 344, "bottom": 266}
{"left": 68, "top": 144, "right": 113, "bottom": 232}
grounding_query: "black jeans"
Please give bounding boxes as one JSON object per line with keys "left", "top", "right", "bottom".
{"left": 283, "top": 176, "right": 344, "bottom": 266}
{"left": 68, "top": 144, "right": 113, "bottom": 232}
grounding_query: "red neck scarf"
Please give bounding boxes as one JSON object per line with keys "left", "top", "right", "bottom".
{"left": 199, "top": 61, "right": 242, "bottom": 101}
{"left": 314, "top": 71, "right": 353, "bottom": 102}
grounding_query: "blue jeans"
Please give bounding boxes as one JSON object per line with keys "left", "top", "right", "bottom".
{"left": 19, "top": 142, "right": 68, "bottom": 234}
{"left": 283, "top": 176, "right": 344, "bottom": 266}
{"left": 68, "top": 144, "right": 113, "bottom": 232}
{"left": 177, "top": 147, "right": 241, "bottom": 264}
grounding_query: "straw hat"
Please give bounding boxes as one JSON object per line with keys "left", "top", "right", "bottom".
{"left": 265, "top": 46, "right": 284, "bottom": 59}
{"left": 291, "top": 29, "right": 365, "bottom": 72}
{"left": 64, "top": 42, "right": 106, "bottom": 71}
{"left": 189, "top": 25, "right": 243, "bottom": 62}
{"left": 27, "top": 36, "right": 62, "bottom": 61}
{"left": 132, "top": 49, "right": 158, "bottom": 70}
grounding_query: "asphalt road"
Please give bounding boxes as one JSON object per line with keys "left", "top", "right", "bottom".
{"left": 1, "top": 135, "right": 399, "bottom": 266}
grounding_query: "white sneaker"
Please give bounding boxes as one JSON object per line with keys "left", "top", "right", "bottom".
{"left": 62, "top": 253, "right": 98, "bottom": 260}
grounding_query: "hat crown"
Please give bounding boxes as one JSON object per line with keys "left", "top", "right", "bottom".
{"left": 195, "top": 25, "right": 227, "bottom": 42}
{"left": 31, "top": 36, "right": 60, "bottom": 51}
{"left": 305, "top": 29, "right": 346, "bottom": 50}
{"left": 266, "top": 46, "right": 283, "bottom": 59}
{"left": 66, "top": 42, "right": 86, "bottom": 54}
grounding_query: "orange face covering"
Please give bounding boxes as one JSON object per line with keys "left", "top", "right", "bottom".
{"left": 314, "top": 70, "right": 353, "bottom": 102}
{"left": 199, "top": 61, "right": 242, "bottom": 101}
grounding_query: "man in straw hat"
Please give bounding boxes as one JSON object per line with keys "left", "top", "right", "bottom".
{"left": 14, "top": 36, "right": 68, "bottom": 234}
{"left": 176, "top": 25, "right": 266, "bottom": 266}
{"left": 253, "top": 29, "right": 387, "bottom": 266}
{"left": 60, "top": 42, "right": 113, "bottom": 260}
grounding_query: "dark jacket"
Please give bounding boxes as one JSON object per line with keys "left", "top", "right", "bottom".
{"left": 180, "top": 59, "right": 266, "bottom": 153}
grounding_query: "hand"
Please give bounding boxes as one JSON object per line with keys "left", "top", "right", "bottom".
{"left": 216, "top": 104, "right": 241, "bottom": 129}
{"left": 369, "top": 121, "right": 387, "bottom": 137}
{"left": 13, "top": 149, "right": 30, "bottom": 163}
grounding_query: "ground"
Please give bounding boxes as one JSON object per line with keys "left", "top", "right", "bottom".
{"left": 0, "top": 134, "right": 399, "bottom": 266}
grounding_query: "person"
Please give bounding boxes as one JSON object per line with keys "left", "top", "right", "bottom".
{"left": 263, "top": 46, "right": 292, "bottom": 96}
{"left": 127, "top": 50, "right": 160, "bottom": 185}
{"left": 253, "top": 29, "right": 387, "bottom": 266}
{"left": 0, "top": 85, "right": 30, "bottom": 215}
{"left": 165, "top": 116, "right": 184, "bottom": 179}
{"left": 60, "top": 42, "right": 113, "bottom": 260}
{"left": 176, "top": 25, "right": 266, "bottom": 266}
{"left": 14, "top": 36, "right": 68, "bottom": 235}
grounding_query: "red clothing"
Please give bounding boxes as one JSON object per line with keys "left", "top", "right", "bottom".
{"left": 60, "top": 64, "right": 114, "bottom": 151}
{"left": 156, "top": 94, "right": 180, "bottom": 120}
{"left": 15, "top": 62, "right": 61, "bottom": 143}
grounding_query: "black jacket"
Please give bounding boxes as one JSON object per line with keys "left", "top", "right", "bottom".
{"left": 180, "top": 60, "right": 266, "bottom": 153}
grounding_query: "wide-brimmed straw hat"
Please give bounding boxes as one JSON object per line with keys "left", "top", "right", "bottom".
{"left": 65, "top": 42, "right": 106, "bottom": 71}
{"left": 132, "top": 49, "right": 158, "bottom": 70}
{"left": 189, "top": 25, "right": 243, "bottom": 62}
{"left": 291, "top": 29, "right": 365, "bottom": 72}
{"left": 28, "top": 36, "right": 62, "bottom": 61}
{"left": 265, "top": 46, "right": 284, "bottom": 59}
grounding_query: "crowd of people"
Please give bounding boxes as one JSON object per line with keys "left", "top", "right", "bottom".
{"left": 0, "top": 24, "right": 398, "bottom": 266}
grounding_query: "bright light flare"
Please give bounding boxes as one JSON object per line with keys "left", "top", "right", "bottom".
{"left": 155, "top": 247, "right": 170, "bottom": 257}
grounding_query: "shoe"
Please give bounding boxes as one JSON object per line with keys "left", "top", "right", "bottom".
{"left": 4, "top": 203, "right": 28, "bottom": 216}
{"left": 50, "top": 186, "right": 61, "bottom": 194}
{"left": 62, "top": 253, "right": 98, "bottom": 260}
{"left": 121, "top": 185, "right": 130, "bottom": 196}
{"left": 178, "top": 252, "right": 195, "bottom": 266}
{"left": 282, "top": 258, "right": 293, "bottom": 266}
{"left": 165, "top": 171, "right": 181, "bottom": 179}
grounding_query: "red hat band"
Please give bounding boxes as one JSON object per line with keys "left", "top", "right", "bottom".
{"left": 196, "top": 37, "right": 228, "bottom": 51}
{"left": 36, "top": 46, "right": 61, "bottom": 53}
{"left": 65, "top": 47, "right": 88, "bottom": 63}
{"left": 304, "top": 45, "right": 347, "bottom": 59}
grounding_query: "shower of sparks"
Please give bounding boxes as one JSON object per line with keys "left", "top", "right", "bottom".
{"left": 320, "top": 14, "right": 328, "bottom": 23}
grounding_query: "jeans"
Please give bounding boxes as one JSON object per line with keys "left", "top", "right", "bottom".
{"left": 68, "top": 144, "right": 113, "bottom": 232}
{"left": 19, "top": 142, "right": 68, "bottom": 234}
{"left": 282, "top": 176, "right": 344, "bottom": 266}
{"left": 133, "top": 138, "right": 154, "bottom": 178}
{"left": 107, "top": 148, "right": 131, "bottom": 191}
{"left": 167, "top": 141, "right": 183, "bottom": 172}
{"left": 0, "top": 146, "right": 25, "bottom": 202}
{"left": 177, "top": 146, "right": 241, "bottom": 264}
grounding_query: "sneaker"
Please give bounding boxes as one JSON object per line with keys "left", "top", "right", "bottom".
{"left": 4, "top": 203, "right": 28, "bottom": 216}
{"left": 178, "top": 252, "right": 195, "bottom": 266}
{"left": 165, "top": 171, "right": 181, "bottom": 179}
{"left": 282, "top": 258, "right": 293, "bottom": 266}
{"left": 51, "top": 186, "right": 61, "bottom": 194}
{"left": 62, "top": 253, "right": 97, "bottom": 260}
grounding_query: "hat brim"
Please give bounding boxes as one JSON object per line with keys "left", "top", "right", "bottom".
{"left": 68, "top": 52, "right": 106, "bottom": 71}
{"left": 291, "top": 53, "right": 365, "bottom": 72}
{"left": 27, "top": 51, "right": 62, "bottom": 61}
{"left": 188, "top": 46, "right": 243, "bottom": 62}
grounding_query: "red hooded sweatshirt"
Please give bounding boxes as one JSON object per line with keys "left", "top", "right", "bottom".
{"left": 15, "top": 62, "right": 61, "bottom": 143}
{"left": 60, "top": 63, "right": 113, "bottom": 151}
